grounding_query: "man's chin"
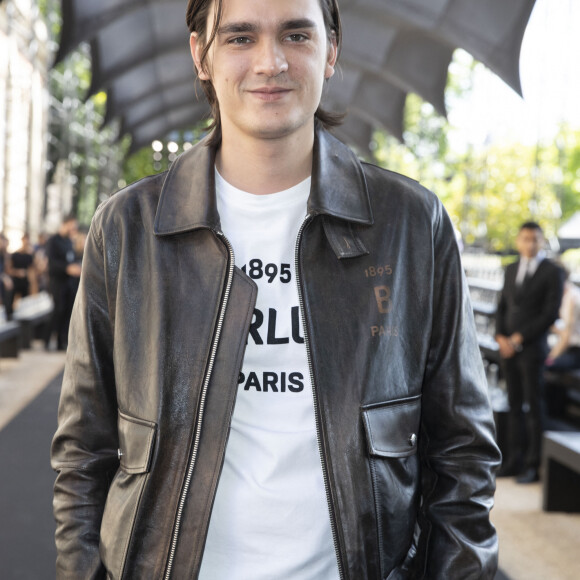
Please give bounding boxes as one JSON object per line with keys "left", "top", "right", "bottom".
{"left": 250, "top": 118, "right": 313, "bottom": 141}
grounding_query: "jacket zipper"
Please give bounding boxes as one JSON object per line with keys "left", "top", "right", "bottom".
{"left": 164, "top": 233, "right": 235, "bottom": 580}
{"left": 295, "top": 216, "right": 346, "bottom": 580}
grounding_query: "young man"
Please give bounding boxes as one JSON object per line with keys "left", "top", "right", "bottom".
{"left": 495, "top": 222, "right": 563, "bottom": 483}
{"left": 51, "top": 0, "right": 501, "bottom": 578}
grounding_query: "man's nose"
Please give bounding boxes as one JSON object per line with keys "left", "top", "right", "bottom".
{"left": 253, "top": 39, "right": 288, "bottom": 76}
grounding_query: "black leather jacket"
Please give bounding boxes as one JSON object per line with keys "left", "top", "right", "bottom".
{"left": 52, "top": 128, "right": 500, "bottom": 579}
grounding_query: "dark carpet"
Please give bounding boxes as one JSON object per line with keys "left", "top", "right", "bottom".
{"left": 0, "top": 371, "right": 62, "bottom": 580}
{"left": 0, "top": 370, "right": 512, "bottom": 580}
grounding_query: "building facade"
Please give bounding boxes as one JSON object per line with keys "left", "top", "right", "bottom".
{"left": 0, "top": 0, "right": 53, "bottom": 248}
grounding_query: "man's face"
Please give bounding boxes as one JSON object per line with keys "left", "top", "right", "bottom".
{"left": 63, "top": 220, "right": 78, "bottom": 238}
{"left": 516, "top": 227, "right": 543, "bottom": 259}
{"left": 190, "top": 0, "right": 337, "bottom": 143}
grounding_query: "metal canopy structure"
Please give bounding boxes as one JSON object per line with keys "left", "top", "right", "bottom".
{"left": 56, "top": 0, "right": 537, "bottom": 154}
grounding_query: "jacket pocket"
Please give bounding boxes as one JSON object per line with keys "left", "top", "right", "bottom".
{"left": 117, "top": 411, "right": 157, "bottom": 474}
{"left": 100, "top": 411, "right": 157, "bottom": 579}
{"left": 361, "top": 395, "right": 422, "bottom": 578}
{"left": 362, "top": 395, "right": 421, "bottom": 458}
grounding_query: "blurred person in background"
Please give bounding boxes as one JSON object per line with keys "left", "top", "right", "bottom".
{"left": 546, "top": 269, "right": 580, "bottom": 371}
{"left": 62, "top": 228, "right": 87, "bottom": 332}
{"left": 495, "top": 222, "right": 564, "bottom": 483}
{"left": 0, "top": 233, "right": 14, "bottom": 320}
{"left": 33, "top": 232, "right": 50, "bottom": 293}
{"left": 45, "top": 215, "right": 81, "bottom": 351}
{"left": 9, "top": 233, "right": 37, "bottom": 304}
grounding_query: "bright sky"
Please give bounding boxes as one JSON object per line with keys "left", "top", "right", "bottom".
{"left": 448, "top": 0, "right": 580, "bottom": 149}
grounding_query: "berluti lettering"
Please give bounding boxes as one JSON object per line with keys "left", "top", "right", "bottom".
{"left": 248, "top": 307, "right": 304, "bottom": 345}
{"left": 238, "top": 371, "right": 305, "bottom": 393}
{"left": 366, "top": 263, "right": 399, "bottom": 338}
{"left": 370, "top": 325, "right": 398, "bottom": 337}
{"left": 373, "top": 286, "right": 392, "bottom": 314}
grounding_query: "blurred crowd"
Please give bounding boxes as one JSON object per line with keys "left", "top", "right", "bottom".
{"left": 547, "top": 268, "right": 580, "bottom": 371}
{"left": 0, "top": 215, "right": 86, "bottom": 351}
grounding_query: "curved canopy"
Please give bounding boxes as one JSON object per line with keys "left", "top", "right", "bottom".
{"left": 57, "top": 0, "right": 536, "bottom": 154}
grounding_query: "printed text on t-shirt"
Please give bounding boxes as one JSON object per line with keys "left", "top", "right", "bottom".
{"left": 238, "top": 371, "right": 305, "bottom": 393}
{"left": 248, "top": 307, "right": 304, "bottom": 345}
{"left": 241, "top": 260, "right": 292, "bottom": 284}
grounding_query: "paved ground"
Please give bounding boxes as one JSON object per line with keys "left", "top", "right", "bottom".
{"left": 0, "top": 342, "right": 65, "bottom": 580}
{"left": 493, "top": 477, "right": 580, "bottom": 580}
{"left": 0, "top": 344, "right": 65, "bottom": 431}
{"left": 1, "top": 342, "right": 579, "bottom": 579}
{"left": 0, "top": 369, "right": 63, "bottom": 579}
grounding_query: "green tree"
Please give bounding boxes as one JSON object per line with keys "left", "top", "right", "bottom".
{"left": 443, "top": 140, "right": 561, "bottom": 251}
{"left": 47, "top": 44, "right": 128, "bottom": 227}
{"left": 371, "top": 52, "right": 579, "bottom": 253}
{"left": 122, "top": 124, "right": 211, "bottom": 187}
{"left": 558, "top": 126, "right": 580, "bottom": 221}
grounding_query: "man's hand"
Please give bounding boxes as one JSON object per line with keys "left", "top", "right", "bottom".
{"left": 66, "top": 263, "right": 82, "bottom": 277}
{"left": 1, "top": 273, "right": 13, "bottom": 292}
{"left": 495, "top": 334, "right": 516, "bottom": 359}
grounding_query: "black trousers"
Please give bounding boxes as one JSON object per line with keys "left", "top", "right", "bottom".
{"left": 0, "top": 281, "right": 13, "bottom": 320}
{"left": 47, "top": 279, "right": 73, "bottom": 349}
{"left": 501, "top": 346, "right": 545, "bottom": 470}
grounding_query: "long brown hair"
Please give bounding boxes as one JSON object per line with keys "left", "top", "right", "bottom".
{"left": 186, "top": 0, "right": 344, "bottom": 146}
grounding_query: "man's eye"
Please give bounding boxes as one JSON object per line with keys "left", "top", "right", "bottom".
{"left": 229, "top": 36, "right": 251, "bottom": 44}
{"left": 287, "top": 33, "right": 308, "bottom": 42}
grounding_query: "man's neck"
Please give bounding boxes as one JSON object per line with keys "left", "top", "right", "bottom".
{"left": 216, "top": 125, "right": 314, "bottom": 195}
{"left": 521, "top": 251, "right": 544, "bottom": 262}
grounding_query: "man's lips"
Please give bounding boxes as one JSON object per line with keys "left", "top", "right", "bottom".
{"left": 249, "top": 87, "right": 292, "bottom": 101}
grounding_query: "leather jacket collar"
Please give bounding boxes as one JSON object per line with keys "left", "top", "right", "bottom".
{"left": 153, "top": 127, "right": 374, "bottom": 237}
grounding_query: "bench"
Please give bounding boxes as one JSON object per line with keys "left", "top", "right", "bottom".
{"left": 12, "top": 292, "right": 53, "bottom": 349}
{"left": 467, "top": 277, "right": 501, "bottom": 364}
{"left": 0, "top": 319, "right": 21, "bottom": 358}
{"left": 544, "top": 369, "right": 580, "bottom": 430}
{"left": 466, "top": 277, "right": 511, "bottom": 455}
{"left": 542, "top": 431, "right": 580, "bottom": 512}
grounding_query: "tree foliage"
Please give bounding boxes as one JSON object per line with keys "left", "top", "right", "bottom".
{"left": 47, "top": 44, "right": 129, "bottom": 227}
{"left": 559, "top": 127, "right": 580, "bottom": 221}
{"left": 38, "top": 0, "right": 61, "bottom": 41}
{"left": 121, "top": 124, "right": 211, "bottom": 188}
{"left": 371, "top": 54, "right": 580, "bottom": 253}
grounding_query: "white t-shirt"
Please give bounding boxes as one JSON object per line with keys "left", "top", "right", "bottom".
{"left": 198, "top": 170, "right": 339, "bottom": 580}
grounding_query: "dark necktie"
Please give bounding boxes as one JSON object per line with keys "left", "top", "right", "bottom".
{"left": 523, "top": 260, "right": 533, "bottom": 286}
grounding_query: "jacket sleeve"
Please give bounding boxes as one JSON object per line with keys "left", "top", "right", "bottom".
{"left": 51, "top": 213, "right": 118, "bottom": 580}
{"left": 518, "top": 264, "right": 564, "bottom": 343}
{"left": 417, "top": 203, "right": 501, "bottom": 579}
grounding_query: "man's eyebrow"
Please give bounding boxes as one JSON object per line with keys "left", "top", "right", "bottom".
{"left": 218, "top": 22, "right": 258, "bottom": 35}
{"left": 282, "top": 18, "right": 317, "bottom": 31}
{"left": 217, "top": 18, "right": 317, "bottom": 35}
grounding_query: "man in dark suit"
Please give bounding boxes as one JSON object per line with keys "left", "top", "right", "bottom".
{"left": 495, "top": 222, "right": 564, "bottom": 483}
{"left": 45, "top": 215, "right": 81, "bottom": 350}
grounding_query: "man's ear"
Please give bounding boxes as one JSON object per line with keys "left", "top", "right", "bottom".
{"left": 325, "top": 36, "right": 338, "bottom": 80}
{"left": 190, "top": 32, "right": 210, "bottom": 81}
